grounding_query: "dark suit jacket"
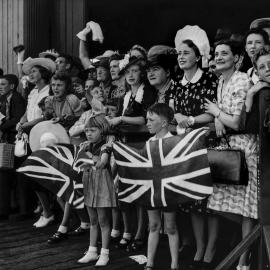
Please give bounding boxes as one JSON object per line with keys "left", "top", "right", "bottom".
{"left": 0, "top": 91, "right": 26, "bottom": 143}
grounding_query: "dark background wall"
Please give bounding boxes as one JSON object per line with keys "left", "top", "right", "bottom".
{"left": 17, "top": 0, "right": 270, "bottom": 62}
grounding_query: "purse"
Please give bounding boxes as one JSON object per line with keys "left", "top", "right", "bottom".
{"left": 207, "top": 136, "right": 249, "bottom": 186}
{"left": 14, "top": 133, "right": 28, "bottom": 157}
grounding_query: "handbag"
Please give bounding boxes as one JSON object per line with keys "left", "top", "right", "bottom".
{"left": 207, "top": 136, "right": 249, "bottom": 186}
{"left": 14, "top": 133, "right": 28, "bottom": 157}
{"left": 0, "top": 143, "right": 15, "bottom": 169}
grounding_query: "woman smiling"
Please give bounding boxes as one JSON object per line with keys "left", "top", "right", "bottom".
{"left": 205, "top": 39, "right": 256, "bottom": 270}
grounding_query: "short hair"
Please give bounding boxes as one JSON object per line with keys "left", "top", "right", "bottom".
{"left": 57, "top": 54, "right": 74, "bottom": 69}
{"left": 181, "top": 39, "right": 201, "bottom": 58}
{"left": 244, "top": 28, "right": 270, "bottom": 46}
{"left": 85, "top": 113, "right": 110, "bottom": 135}
{"left": 0, "top": 74, "right": 19, "bottom": 89}
{"left": 86, "top": 79, "right": 99, "bottom": 88}
{"left": 109, "top": 53, "right": 124, "bottom": 63}
{"left": 51, "top": 73, "right": 72, "bottom": 94}
{"left": 214, "top": 39, "right": 242, "bottom": 56}
{"left": 252, "top": 46, "right": 270, "bottom": 69}
{"left": 147, "top": 103, "right": 174, "bottom": 123}
{"left": 33, "top": 65, "right": 52, "bottom": 84}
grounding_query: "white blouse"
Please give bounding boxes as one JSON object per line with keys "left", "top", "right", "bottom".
{"left": 26, "top": 85, "right": 50, "bottom": 121}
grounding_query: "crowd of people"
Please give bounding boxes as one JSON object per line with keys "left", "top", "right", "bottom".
{"left": 1, "top": 17, "right": 270, "bottom": 270}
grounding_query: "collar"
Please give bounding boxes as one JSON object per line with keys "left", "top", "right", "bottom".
{"left": 181, "top": 68, "right": 203, "bottom": 86}
{"left": 150, "top": 131, "right": 173, "bottom": 141}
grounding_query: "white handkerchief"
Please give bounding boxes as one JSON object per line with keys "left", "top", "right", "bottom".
{"left": 129, "top": 255, "right": 147, "bottom": 265}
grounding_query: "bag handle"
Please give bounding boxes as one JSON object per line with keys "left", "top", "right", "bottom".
{"left": 223, "top": 135, "right": 231, "bottom": 149}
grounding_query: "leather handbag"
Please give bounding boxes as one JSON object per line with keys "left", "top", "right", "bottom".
{"left": 14, "top": 133, "right": 28, "bottom": 157}
{"left": 207, "top": 136, "right": 249, "bottom": 186}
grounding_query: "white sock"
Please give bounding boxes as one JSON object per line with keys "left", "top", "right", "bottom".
{"left": 80, "top": 222, "right": 90, "bottom": 229}
{"left": 88, "top": 246, "right": 97, "bottom": 252}
{"left": 100, "top": 248, "right": 109, "bottom": 255}
{"left": 123, "top": 232, "right": 132, "bottom": 240}
{"left": 111, "top": 229, "right": 120, "bottom": 238}
{"left": 58, "top": 225, "right": 68, "bottom": 234}
{"left": 95, "top": 248, "right": 109, "bottom": 266}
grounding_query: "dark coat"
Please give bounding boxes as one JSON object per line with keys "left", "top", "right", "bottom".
{"left": 0, "top": 91, "right": 26, "bottom": 143}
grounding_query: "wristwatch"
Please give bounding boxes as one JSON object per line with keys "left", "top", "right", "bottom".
{"left": 188, "top": 116, "right": 195, "bottom": 126}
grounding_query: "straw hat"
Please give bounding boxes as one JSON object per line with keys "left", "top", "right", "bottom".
{"left": 39, "top": 50, "right": 59, "bottom": 60}
{"left": 29, "top": 121, "right": 70, "bottom": 151}
{"left": 22, "top": 57, "right": 56, "bottom": 75}
{"left": 174, "top": 25, "right": 210, "bottom": 67}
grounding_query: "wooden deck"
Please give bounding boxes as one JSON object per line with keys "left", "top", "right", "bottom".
{"left": 0, "top": 217, "right": 172, "bottom": 270}
{"left": 0, "top": 216, "right": 259, "bottom": 270}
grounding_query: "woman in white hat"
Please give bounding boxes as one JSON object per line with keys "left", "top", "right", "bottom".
{"left": 167, "top": 26, "right": 218, "bottom": 269}
{"left": 16, "top": 58, "right": 56, "bottom": 228}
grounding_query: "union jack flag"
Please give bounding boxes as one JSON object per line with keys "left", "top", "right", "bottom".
{"left": 17, "top": 144, "right": 84, "bottom": 209}
{"left": 113, "top": 128, "right": 213, "bottom": 207}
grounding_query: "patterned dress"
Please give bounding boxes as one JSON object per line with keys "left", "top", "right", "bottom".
{"left": 165, "top": 69, "right": 218, "bottom": 115}
{"left": 165, "top": 68, "right": 218, "bottom": 212}
{"left": 207, "top": 71, "right": 258, "bottom": 219}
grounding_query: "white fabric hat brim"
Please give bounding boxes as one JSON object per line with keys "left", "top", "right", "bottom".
{"left": 29, "top": 121, "right": 70, "bottom": 152}
{"left": 250, "top": 17, "right": 270, "bottom": 29}
{"left": 174, "top": 25, "right": 210, "bottom": 57}
{"left": 39, "top": 51, "right": 59, "bottom": 59}
{"left": 22, "top": 57, "right": 56, "bottom": 75}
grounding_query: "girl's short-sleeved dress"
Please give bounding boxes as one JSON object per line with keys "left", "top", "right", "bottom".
{"left": 82, "top": 140, "right": 117, "bottom": 208}
{"left": 207, "top": 71, "right": 258, "bottom": 219}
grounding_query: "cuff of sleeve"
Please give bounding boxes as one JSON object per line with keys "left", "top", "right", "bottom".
{"left": 76, "top": 30, "right": 87, "bottom": 41}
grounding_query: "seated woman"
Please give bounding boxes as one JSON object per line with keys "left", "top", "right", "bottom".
{"left": 205, "top": 39, "right": 256, "bottom": 270}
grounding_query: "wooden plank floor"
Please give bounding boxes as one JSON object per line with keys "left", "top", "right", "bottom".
{"left": 0, "top": 217, "right": 175, "bottom": 270}
{"left": 0, "top": 216, "right": 259, "bottom": 270}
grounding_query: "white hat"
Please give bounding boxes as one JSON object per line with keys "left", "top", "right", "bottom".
{"left": 29, "top": 121, "right": 70, "bottom": 151}
{"left": 40, "top": 132, "right": 59, "bottom": 148}
{"left": 250, "top": 17, "right": 270, "bottom": 29}
{"left": 175, "top": 25, "right": 210, "bottom": 67}
{"left": 39, "top": 50, "right": 59, "bottom": 60}
{"left": 22, "top": 57, "right": 56, "bottom": 75}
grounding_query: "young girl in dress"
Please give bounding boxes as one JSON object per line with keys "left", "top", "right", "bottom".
{"left": 77, "top": 113, "right": 117, "bottom": 267}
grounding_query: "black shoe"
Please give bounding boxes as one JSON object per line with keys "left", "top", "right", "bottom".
{"left": 126, "top": 239, "right": 145, "bottom": 252}
{"left": 115, "top": 238, "right": 132, "bottom": 249}
{"left": 188, "top": 260, "right": 203, "bottom": 270}
{"left": 111, "top": 235, "right": 121, "bottom": 244}
{"left": 68, "top": 226, "right": 89, "bottom": 236}
{"left": 200, "top": 261, "right": 214, "bottom": 270}
{"left": 47, "top": 231, "right": 68, "bottom": 244}
{"left": 179, "top": 245, "right": 194, "bottom": 260}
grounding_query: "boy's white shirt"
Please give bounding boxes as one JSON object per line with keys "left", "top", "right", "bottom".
{"left": 148, "top": 131, "right": 173, "bottom": 142}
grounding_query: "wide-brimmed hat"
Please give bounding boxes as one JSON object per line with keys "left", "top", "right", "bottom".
{"left": 93, "top": 57, "right": 110, "bottom": 70}
{"left": 146, "top": 45, "right": 177, "bottom": 70}
{"left": 22, "top": 57, "right": 56, "bottom": 75}
{"left": 39, "top": 50, "right": 59, "bottom": 61}
{"left": 174, "top": 25, "right": 210, "bottom": 67}
{"left": 29, "top": 121, "right": 70, "bottom": 152}
{"left": 119, "top": 55, "right": 146, "bottom": 75}
{"left": 250, "top": 18, "right": 270, "bottom": 29}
